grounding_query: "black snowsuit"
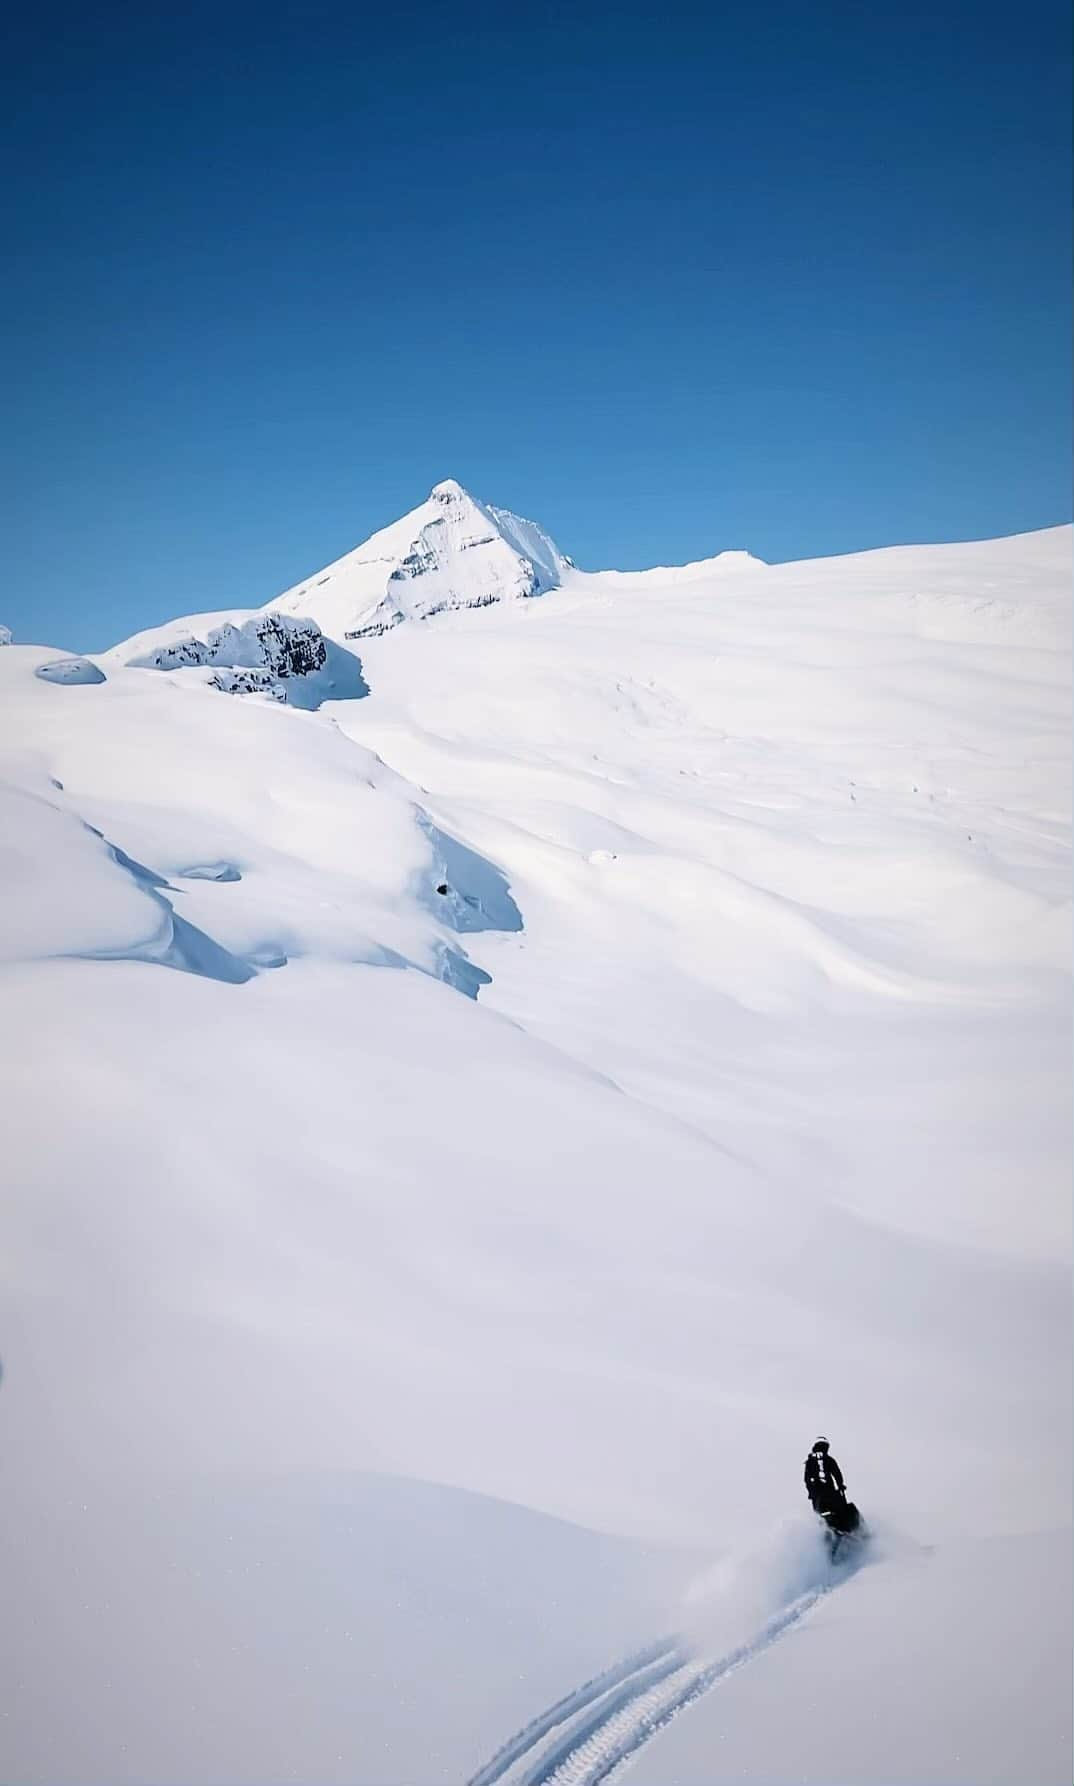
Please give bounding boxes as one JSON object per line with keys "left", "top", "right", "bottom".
{"left": 804, "top": 1446, "right": 845, "bottom": 1515}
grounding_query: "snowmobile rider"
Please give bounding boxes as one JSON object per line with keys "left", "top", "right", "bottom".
{"left": 804, "top": 1436, "right": 846, "bottom": 1515}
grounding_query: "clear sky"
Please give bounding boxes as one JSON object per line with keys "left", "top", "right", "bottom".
{"left": 4, "top": 0, "right": 1071, "bottom": 651}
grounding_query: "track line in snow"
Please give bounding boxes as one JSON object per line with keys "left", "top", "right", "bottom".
{"left": 470, "top": 1584, "right": 833, "bottom": 1786}
{"left": 466, "top": 1639, "right": 684, "bottom": 1786}
{"left": 513, "top": 1649, "right": 696, "bottom": 1786}
{"left": 531, "top": 1589, "right": 825, "bottom": 1786}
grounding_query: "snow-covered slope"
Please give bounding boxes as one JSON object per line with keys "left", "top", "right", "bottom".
{"left": 630, "top": 1527, "right": 1072, "bottom": 1786}
{"left": 0, "top": 505, "right": 1070, "bottom": 1785}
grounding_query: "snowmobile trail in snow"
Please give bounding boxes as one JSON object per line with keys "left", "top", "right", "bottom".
{"left": 468, "top": 1586, "right": 834, "bottom": 1786}
{"left": 466, "top": 1640, "right": 686, "bottom": 1786}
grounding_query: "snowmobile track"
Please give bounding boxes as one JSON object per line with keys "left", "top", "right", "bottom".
{"left": 469, "top": 1588, "right": 827, "bottom": 1786}
{"left": 465, "top": 1639, "right": 685, "bottom": 1786}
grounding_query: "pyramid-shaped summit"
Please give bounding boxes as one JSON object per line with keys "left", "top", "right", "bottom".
{"left": 266, "top": 480, "right": 567, "bottom": 640}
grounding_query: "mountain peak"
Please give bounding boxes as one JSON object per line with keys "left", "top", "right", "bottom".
{"left": 267, "top": 484, "right": 567, "bottom": 640}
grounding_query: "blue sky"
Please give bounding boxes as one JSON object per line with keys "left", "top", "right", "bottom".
{"left": 3, "top": 0, "right": 1070, "bottom": 651}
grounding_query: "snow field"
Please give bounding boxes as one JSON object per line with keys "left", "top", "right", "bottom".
{"left": 0, "top": 499, "right": 1068, "bottom": 1782}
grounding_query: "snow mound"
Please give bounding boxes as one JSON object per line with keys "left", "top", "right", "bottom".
{"left": 0, "top": 624, "right": 12, "bottom": 645}
{"left": 34, "top": 655, "right": 106, "bottom": 685}
{"left": 267, "top": 479, "right": 567, "bottom": 639}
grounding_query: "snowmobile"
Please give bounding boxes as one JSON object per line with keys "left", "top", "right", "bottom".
{"left": 816, "top": 1494, "right": 866, "bottom": 1562}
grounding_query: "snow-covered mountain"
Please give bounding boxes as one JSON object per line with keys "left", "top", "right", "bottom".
{"left": 103, "top": 478, "right": 566, "bottom": 701}
{"left": 1, "top": 501, "right": 1070, "bottom": 1786}
{"left": 268, "top": 476, "right": 567, "bottom": 638}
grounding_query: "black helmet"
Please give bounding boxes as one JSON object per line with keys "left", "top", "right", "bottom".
{"left": 812, "top": 1435, "right": 829, "bottom": 1452}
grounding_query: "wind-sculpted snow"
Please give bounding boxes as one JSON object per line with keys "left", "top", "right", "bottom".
{"left": 0, "top": 784, "right": 166, "bottom": 964}
{"left": 6, "top": 805, "right": 260, "bottom": 983}
{"left": 434, "top": 940, "right": 494, "bottom": 999}
{"left": 91, "top": 832, "right": 258, "bottom": 984}
{"left": 421, "top": 818, "right": 524, "bottom": 934}
{"left": 0, "top": 787, "right": 255, "bottom": 982}
{"left": 0, "top": 644, "right": 511, "bottom": 1009}
{"left": 177, "top": 861, "right": 243, "bottom": 883}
